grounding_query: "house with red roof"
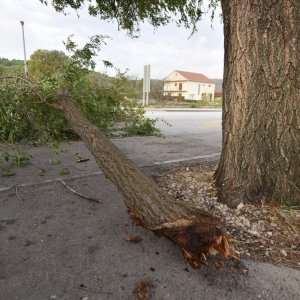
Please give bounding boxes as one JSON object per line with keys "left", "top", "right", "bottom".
{"left": 163, "top": 70, "right": 215, "bottom": 101}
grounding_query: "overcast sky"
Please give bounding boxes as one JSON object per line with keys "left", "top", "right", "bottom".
{"left": 0, "top": 0, "right": 224, "bottom": 79}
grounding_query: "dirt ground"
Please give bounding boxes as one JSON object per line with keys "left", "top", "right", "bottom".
{"left": 155, "top": 162, "right": 300, "bottom": 270}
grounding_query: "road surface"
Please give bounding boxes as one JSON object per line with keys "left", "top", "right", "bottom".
{"left": 114, "top": 110, "right": 222, "bottom": 166}
{"left": 145, "top": 110, "right": 222, "bottom": 136}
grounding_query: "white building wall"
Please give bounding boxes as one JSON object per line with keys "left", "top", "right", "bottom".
{"left": 183, "top": 82, "right": 215, "bottom": 100}
{"left": 163, "top": 71, "right": 215, "bottom": 100}
{"left": 184, "top": 82, "right": 200, "bottom": 100}
{"left": 200, "top": 83, "right": 215, "bottom": 100}
{"left": 164, "top": 71, "right": 186, "bottom": 81}
{"left": 163, "top": 79, "right": 187, "bottom": 98}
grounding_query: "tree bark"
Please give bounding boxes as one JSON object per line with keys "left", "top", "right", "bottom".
{"left": 60, "top": 93, "right": 238, "bottom": 268}
{"left": 216, "top": 0, "right": 300, "bottom": 207}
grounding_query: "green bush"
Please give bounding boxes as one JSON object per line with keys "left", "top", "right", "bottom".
{"left": 0, "top": 36, "right": 161, "bottom": 144}
{"left": 0, "top": 72, "right": 159, "bottom": 143}
{"left": 0, "top": 36, "right": 160, "bottom": 143}
{"left": 0, "top": 81, "right": 77, "bottom": 143}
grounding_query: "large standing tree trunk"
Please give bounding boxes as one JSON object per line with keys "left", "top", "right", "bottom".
{"left": 60, "top": 93, "right": 238, "bottom": 268}
{"left": 216, "top": 0, "right": 300, "bottom": 207}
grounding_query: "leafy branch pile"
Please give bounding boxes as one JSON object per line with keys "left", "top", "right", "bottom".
{"left": 0, "top": 150, "right": 31, "bottom": 176}
{"left": 0, "top": 36, "right": 159, "bottom": 144}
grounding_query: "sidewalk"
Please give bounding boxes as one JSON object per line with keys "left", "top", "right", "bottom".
{"left": 0, "top": 141, "right": 299, "bottom": 300}
{"left": 0, "top": 137, "right": 221, "bottom": 191}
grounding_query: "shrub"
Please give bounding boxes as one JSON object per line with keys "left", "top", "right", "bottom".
{"left": 0, "top": 36, "right": 159, "bottom": 143}
{"left": 0, "top": 72, "right": 159, "bottom": 143}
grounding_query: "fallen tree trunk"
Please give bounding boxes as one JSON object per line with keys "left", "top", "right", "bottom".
{"left": 60, "top": 93, "right": 239, "bottom": 267}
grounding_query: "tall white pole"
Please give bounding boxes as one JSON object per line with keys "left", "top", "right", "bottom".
{"left": 20, "top": 21, "right": 28, "bottom": 77}
{"left": 143, "top": 65, "right": 150, "bottom": 106}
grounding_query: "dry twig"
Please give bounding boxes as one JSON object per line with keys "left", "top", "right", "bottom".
{"left": 78, "top": 285, "right": 112, "bottom": 294}
{"left": 60, "top": 180, "right": 101, "bottom": 204}
{"left": 14, "top": 186, "right": 23, "bottom": 204}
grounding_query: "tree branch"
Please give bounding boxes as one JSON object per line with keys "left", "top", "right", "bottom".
{"left": 0, "top": 76, "right": 62, "bottom": 110}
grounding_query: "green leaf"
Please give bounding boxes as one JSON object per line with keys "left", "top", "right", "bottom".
{"left": 49, "top": 158, "right": 61, "bottom": 165}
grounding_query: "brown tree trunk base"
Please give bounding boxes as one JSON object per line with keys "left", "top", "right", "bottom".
{"left": 60, "top": 93, "right": 239, "bottom": 268}
{"left": 217, "top": 0, "right": 300, "bottom": 207}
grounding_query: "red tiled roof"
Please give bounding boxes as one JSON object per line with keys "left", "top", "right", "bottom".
{"left": 175, "top": 70, "right": 214, "bottom": 84}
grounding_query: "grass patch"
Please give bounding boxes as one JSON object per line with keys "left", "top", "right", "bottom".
{"left": 149, "top": 98, "right": 222, "bottom": 109}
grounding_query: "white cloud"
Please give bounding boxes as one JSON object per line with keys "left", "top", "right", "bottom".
{"left": 0, "top": 0, "right": 224, "bottom": 79}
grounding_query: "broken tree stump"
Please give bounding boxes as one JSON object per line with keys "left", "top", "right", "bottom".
{"left": 60, "top": 93, "right": 239, "bottom": 268}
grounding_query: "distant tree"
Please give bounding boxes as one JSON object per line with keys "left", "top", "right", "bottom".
{"left": 213, "top": 79, "right": 223, "bottom": 92}
{"left": 28, "top": 50, "right": 69, "bottom": 79}
{"left": 0, "top": 58, "right": 23, "bottom": 67}
{"left": 0, "top": 58, "right": 24, "bottom": 76}
{"left": 126, "top": 78, "right": 163, "bottom": 102}
{"left": 150, "top": 79, "right": 164, "bottom": 101}
{"left": 0, "top": 65, "right": 5, "bottom": 76}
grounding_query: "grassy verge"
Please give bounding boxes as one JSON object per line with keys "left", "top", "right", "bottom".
{"left": 148, "top": 98, "right": 222, "bottom": 109}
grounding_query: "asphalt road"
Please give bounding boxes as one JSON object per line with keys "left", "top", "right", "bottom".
{"left": 114, "top": 110, "right": 223, "bottom": 167}
{"left": 145, "top": 110, "right": 222, "bottom": 136}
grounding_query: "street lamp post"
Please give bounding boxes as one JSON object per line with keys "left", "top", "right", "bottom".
{"left": 20, "top": 21, "right": 28, "bottom": 77}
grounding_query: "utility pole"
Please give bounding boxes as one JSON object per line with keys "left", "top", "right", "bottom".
{"left": 143, "top": 65, "right": 150, "bottom": 106}
{"left": 20, "top": 21, "right": 28, "bottom": 77}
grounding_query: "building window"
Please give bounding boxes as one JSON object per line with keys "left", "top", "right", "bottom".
{"left": 179, "top": 83, "right": 182, "bottom": 91}
{"left": 198, "top": 84, "right": 201, "bottom": 95}
{"left": 208, "top": 85, "right": 211, "bottom": 87}
{"left": 174, "top": 83, "right": 177, "bottom": 86}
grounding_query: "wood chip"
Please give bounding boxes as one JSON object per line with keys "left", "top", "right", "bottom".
{"left": 154, "top": 162, "right": 300, "bottom": 269}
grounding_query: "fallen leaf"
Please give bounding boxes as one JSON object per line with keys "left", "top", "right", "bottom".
{"left": 59, "top": 169, "right": 70, "bottom": 176}
{"left": 133, "top": 281, "right": 150, "bottom": 300}
{"left": 49, "top": 158, "right": 61, "bottom": 165}
{"left": 76, "top": 158, "right": 90, "bottom": 163}
{"left": 31, "top": 223, "right": 38, "bottom": 229}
